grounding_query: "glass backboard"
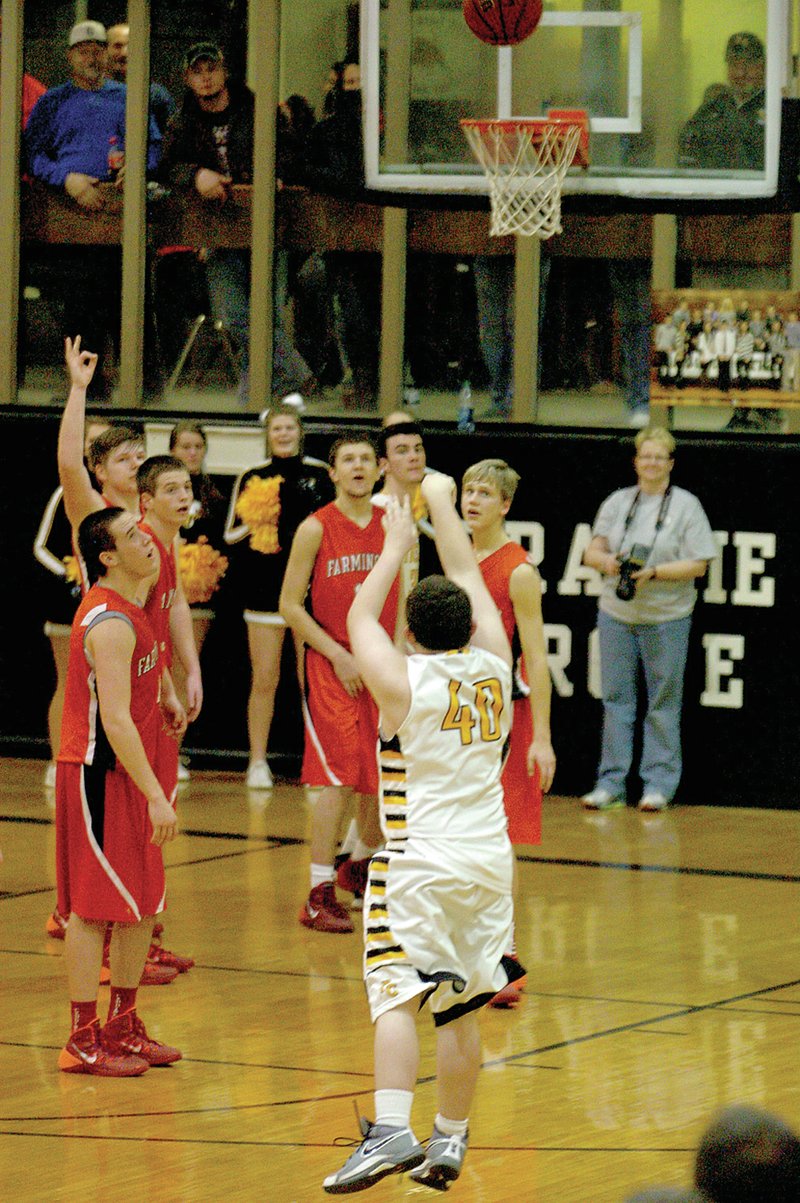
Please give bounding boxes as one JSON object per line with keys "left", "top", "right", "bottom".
{"left": 361, "top": 0, "right": 789, "bottom": 199}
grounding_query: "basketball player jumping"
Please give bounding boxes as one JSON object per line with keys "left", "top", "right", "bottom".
{"left": 323, "top": 472, "right": 524, "bottom": 1193}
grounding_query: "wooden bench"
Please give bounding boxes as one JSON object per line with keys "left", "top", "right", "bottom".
{"left": 650, "top": 289, "right": 800, "bottom": 430}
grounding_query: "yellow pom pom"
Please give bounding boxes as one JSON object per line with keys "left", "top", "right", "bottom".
{"left": 178, "top": 536, "right": 229, "bottom": 605}
{"left": 235, "top": 476, "right": 284, "bottom": 554}
{"left": 63, "top": 555, "right": 81, "bottom": 586}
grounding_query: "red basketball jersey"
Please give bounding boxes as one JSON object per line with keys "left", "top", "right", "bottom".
{"left": 140, "top": 522, "right": 178, "bottom": 668}
{"left": 479, "top": 541, "right": 529, "bottom": 644}
{"left": 309, "top": 502, "right": 398, "bottom": 647}
{"left": 59, "top": 585, "right": 161, "bottom": 768}
{"left": 479, "top": 540, "right": 542, "bottom": 845}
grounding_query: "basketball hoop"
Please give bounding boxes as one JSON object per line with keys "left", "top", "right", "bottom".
{"left": 461, "top": 112, "right": 589, "bottom": 239}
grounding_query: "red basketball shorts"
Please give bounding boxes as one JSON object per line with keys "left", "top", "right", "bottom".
{"left": 502, "top": 698, "right": 542, "bottom": 846}
{"left": 302, "top": 648, "right": 379, "bottom": 794}
{"left": 55, "top": 761, "right": 166, "bottom": 923}
{"left": 155, "top": 724, "right": 179, "bottom": 806}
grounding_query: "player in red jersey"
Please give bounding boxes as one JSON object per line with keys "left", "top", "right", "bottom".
{"left": 56, "top": 508, "right": 184, "bottom": 1076}
{"left": 280, "top": 436, "right": 398, "bottom": 933}
{"left": 461, "top": 459, "right": 555, "bottom": 1007}
{"left": 48, "top": 338, "right": 195, "bottom": 978}
{"left": 332, "top": 414, "right": 433, "bottom": 902}
{"left": 138, "top": 455, "right": 203, "bottom": 811}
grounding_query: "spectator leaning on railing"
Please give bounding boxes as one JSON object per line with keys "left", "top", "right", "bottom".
{"left": 23, "top": 20, "right": 161, "bottom": 400}
{"left": 158, "top": 41, "right": 313, "bottom": 406}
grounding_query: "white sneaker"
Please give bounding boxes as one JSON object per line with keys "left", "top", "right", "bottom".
{"left": 44, "top": 761, "right": 57, "bottom": 789}
{"left": 582, "top": 788, "right": 625, "bottom": 811}
{"left": 177, "top": 761, "right": 190, "bottom": 784}
{"left": 638, "top": 791, "right": 669, "bottom": 811}
{"left": 246, "top": 760, "right": 273, "bottom": 790}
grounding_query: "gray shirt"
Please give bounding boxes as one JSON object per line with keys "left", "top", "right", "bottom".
{"left": 593, "top": 485, "right": 718, "bottom": 624}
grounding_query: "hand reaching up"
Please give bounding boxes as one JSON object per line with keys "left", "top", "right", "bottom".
{"left": 64, "top": 335, "right": 98, "bottom": 391}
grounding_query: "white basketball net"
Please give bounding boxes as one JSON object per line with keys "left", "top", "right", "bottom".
{"left": 462, "top": 120, "right": 582, "bottom": 239}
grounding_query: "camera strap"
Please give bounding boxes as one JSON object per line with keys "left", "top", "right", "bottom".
{"left": 621, "top": 486, "right": 672, "bottom": 558}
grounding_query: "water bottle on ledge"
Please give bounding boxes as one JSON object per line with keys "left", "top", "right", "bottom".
{"left": 457, "top": 381, "right": 475, "bottom": 433}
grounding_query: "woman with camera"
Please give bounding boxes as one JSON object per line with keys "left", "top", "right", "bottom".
{"left": 581, "top": 427, "right": 717, "bottom": 811}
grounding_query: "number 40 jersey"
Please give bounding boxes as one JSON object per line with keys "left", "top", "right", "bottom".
{"left": 379, "top": 646, "right": 512, "bottom": 853}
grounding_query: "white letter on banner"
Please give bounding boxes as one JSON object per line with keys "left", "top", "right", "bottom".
{"left": 700, "top": 634, "right": 744, "bottom": 709}
{"left": 702, "top": 531, "right": 729, "bottom": 604}
{"left": 544, "top": 624, "right": 574, "bottom": 698}
{"left": 558, "top": 523, "right": 602, "bottom": 596}
{"left": 731, "top": 533, "right": 776, "bottom": 607}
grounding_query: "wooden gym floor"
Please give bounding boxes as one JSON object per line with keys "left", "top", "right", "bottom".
{"left": 1, "top": 757, "right": 798, "bottom": 1203}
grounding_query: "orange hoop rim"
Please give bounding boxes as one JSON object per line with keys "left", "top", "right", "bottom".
{"left": 460, "top": 117, "right": 581, "bottom": 134}
{"left": 460, "top": 111, "right": 590, "bottom": 168}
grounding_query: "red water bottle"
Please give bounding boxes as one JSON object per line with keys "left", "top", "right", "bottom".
{"left": 107, "top": 136, "right": 124, "bottom": 181}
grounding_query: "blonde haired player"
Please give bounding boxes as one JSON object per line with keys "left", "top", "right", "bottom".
{"left": 461, "top": 458, "right": 555, "bottom": 1005}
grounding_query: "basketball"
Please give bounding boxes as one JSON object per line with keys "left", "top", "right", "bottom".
{"left": 462, "top": 0, "right": 543, "bottom": 47}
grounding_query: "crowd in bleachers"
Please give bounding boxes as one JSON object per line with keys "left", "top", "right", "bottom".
{"left": 654, "top": 296, "right": 800, "bottom": 392}
{"left": 19, "top": 23, "right": 378, "bottom": 407}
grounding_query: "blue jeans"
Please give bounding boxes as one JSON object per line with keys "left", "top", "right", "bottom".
{"left": 608, "top": 260, "right": 651, "bottom": 413}
{"left": 473, "top": 254, "right": 551, "bottom": 409}
{"left": 596, "top": 610, "right": 692, "bottom": 801}
{"left": 205, "top": 248, "right": 311, "bottom": 405}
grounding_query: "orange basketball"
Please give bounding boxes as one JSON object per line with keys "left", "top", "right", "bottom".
{"left": 463, "top": 0, "right": 543, "bottom": 47}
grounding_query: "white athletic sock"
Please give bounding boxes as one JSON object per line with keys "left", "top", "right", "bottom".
{"left": 352, "top": 837, "right": 381, "bottom": 861}
{"left": 374, "top": 1089, "right": 414, "bottom": 1129}
{"left": 310, "top": 863, "right": 334, "bottom": 890}
{"left": 339, "top": 819, "right": 359, "bottom": 857}
{"left": 435, "top": 1113, "right": 469, "bottom": 1137}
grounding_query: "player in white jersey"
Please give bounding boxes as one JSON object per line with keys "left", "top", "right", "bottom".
{"left": 323, "top": 472, "right": 525, "bottom": 1195}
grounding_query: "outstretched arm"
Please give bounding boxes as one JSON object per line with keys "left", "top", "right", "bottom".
{"left": 347, "top": 494, "right": 415, "bottom": 734}
{"left": 420, "top": 473, "right": 511, "bottom": 666}
{"left": 222, "top": 467, "right": 254, "bottom": 545}
{"left": 58, "top": 337, "right": 102, "bottom": 529}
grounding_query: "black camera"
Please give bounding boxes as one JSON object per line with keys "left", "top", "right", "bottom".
{"left": 615, "top": 543, "right": 652, "bottom": 601}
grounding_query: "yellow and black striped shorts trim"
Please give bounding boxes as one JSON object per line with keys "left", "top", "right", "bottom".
{"left": 365, "top": 852, "right": 408, "bottom": 970}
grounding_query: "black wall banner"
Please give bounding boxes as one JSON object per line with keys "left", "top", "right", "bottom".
{"left": 3, "top": 412, "right": 798, "bottom": 809}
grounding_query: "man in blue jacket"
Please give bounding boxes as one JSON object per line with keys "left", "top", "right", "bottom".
{"left": 24, "top": 20, "right": 161, "bottom": 399}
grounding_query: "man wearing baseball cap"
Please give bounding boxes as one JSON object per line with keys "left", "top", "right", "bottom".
{"left": 678, "top": 31, "right": 766, "bottom": 172}
{"left": 26, "top": 20, "right": 162, "bottom": 205}
{"left": 677, "top": 33, "right": 777, "bottom": 431}
{"left": 24, "top": 21, "right": 162, "bottom": 398}
{"left": 158, "top": 40, "right": 313, "bottom": 404}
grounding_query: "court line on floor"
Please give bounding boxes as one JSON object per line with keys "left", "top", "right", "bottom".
{"left": 0, "top": 949, "right": 361, "bottom": 986}
{"left": 476, "top": 975, "right": 800, "bottom": 1071}
{"left": 0, "top": 842, "right": 301, "bottom": 901}
{"left": 0, "top": 813, "right": 303, "bottom": 846}
{"left": 5, "top": 978, "right": 799, "bottom": 1125}
{"left": 2, "top": 813, "right": 796, "bottom": 881}
{"left": 4, "top": 946, "right": 798, "bottom": 1019}
{"left": 0, "top": 1129, "right": 695, "bottom": 1153}
{"left": 517, "top": 852, "right": 800, "bottom": 883}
